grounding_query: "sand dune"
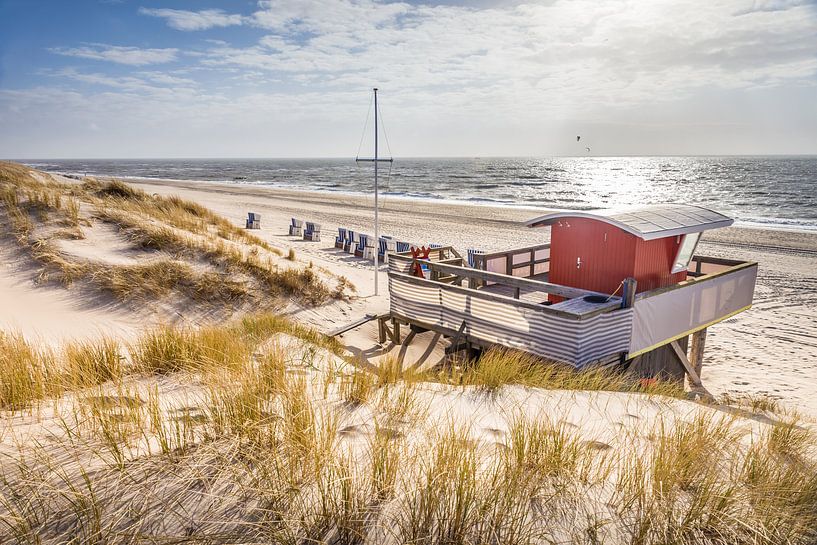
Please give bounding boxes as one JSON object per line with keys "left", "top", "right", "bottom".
{"left": 2, "top": 165, "right": 816, "bottom": 543}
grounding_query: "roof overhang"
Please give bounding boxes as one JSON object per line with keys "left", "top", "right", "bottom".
{"left": 525, "top": 204, "right": 734, "bottom": 241}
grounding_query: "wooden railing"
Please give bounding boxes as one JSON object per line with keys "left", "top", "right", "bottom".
{"left": 687, "top": 255, "right": 748, "bottom": 278}
{"left": 472, "top": 243, "right": 550, "bottom": 280}
{"left": 389, "top": 253, "right": 610, "bottom": 311}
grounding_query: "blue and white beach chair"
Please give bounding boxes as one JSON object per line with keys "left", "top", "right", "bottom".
{"left": 246, "top": 212, "right": 261, "bottom": 229}
{"left": 429, "top": 243, "right": 443, "bottom": 249}
{"left": 355, "top": 234, "right": 369, "bottom": 258}
{"left": 378, "top": 237, "right": 389, "bottom": 262}
{"left": 335, "top": 227, "right": 347, "bottom": 249}
{"left": 289, "top": 218, "right": 303, "bottom": 236}
{"left": 363, "top": 235, "right": 376, "bottom": 260}
{"left": 303, "top": 222, "right": 321, "bottom": 241}
{"left": 467, "top": 248, "right": 485, "bottom": 268}
{"left": 345, "top": 230, "right": 356, "bottom": 253}
{"left": 396, "top": 241, "right": 411, "bottom": 254}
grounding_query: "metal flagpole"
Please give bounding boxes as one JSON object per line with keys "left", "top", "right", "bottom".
{"left": 355, "top": 88, "right": 392, "bottom": 298}
{"left": 374, "top": 88, "right": 379, "bottom": 296}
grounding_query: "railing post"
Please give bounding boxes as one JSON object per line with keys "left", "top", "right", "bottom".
{"left": 622, "top": 277, "right": 637, "bottom": 308}
{"left": 529, "top": 249, "right": 534, "bottom": 278}
{"left": 689, "top": 328, "right": 707, "bottom": 378}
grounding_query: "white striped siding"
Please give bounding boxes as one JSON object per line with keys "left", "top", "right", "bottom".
{"left": 388, "top": 258, "right": 412, "bottom": 275}
{"left": 389, "top": 273, "right": 633, "bottom": 367}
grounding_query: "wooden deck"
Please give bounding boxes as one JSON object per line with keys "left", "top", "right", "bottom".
{"left": 387, "top": 246, "right": 757, "bottom": 370}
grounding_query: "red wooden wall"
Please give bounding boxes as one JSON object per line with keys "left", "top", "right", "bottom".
{"left": 548, "top": 218, "right": 687, "bottom": 300}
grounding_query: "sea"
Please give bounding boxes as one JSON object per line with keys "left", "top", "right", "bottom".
{"left": 21, "top": 156, "right": 817, "bottom": 231}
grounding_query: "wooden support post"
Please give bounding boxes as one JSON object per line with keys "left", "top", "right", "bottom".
{"left": 378, "top": 318, "right": 387, "bottom": 344}
{"left": 689, "top": 328, "right": 707, "bottom": 378}
{"left": 513, "top": 286, "right": 520, "bottom": 299}
{"left": 445, "top": 321, "right": 468, "bottom": 355}
{"left": 392, "top": 318, "right": 401, "bottom": 344}
{"left": 529, "top": 249, "right": 535, "bottom": 278}
{"left": 622, "top": 277, "right": 637, "bottom": 309}
{"left": 670, "top": 340, "right": 702, "bottom": 387}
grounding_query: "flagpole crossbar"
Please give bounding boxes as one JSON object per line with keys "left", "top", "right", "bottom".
{"left": 355, "top": 158, "right": 394, "bottom": 163}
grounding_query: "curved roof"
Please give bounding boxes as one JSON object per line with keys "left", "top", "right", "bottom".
{"left": 525, "top": 204, "right": 733, "bottom": 241}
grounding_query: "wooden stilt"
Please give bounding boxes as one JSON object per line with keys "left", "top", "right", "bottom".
{"left": 402, "top": 329, "right": 416, "bottom": 348}
{"left": 445, "top": 321, "right": 468, "bottom": 355}
{"left": 392, "top": 319, "right": 401, "bottom": 344}
{"left": 670, "top": 340, "right": 703, "bottom": 387}
{"left": 689, "top": 328, "right": 707, "bottom": 378}
{"left": 378, "top": 318, "right": 387, "bottom": 344}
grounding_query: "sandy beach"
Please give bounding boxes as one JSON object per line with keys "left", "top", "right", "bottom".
{"left": 3, "top": 163, "right": 816, "bottom": 543}
{"left": 108, "top": 176, "right": 817, "bottom": 418}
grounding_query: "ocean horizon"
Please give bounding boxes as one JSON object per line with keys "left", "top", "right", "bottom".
{"left": 20, "top": 155, "right": 817, "bottom": 232}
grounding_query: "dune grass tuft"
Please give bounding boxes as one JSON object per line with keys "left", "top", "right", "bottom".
{"left": 1, "top": 314, "right": 816, "bottom": 543}
{"left": 437, "top": 346, "right": 686, "bottom": 398}
{"left": 1, "top": 163, "right": 345, "bottom": 310}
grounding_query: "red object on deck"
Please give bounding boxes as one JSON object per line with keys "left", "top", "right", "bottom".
{"left": 548, "top": 218, "right": 686, "bottom": 301}
{"left": 410, "top": 246, "right": 431, "bottom": 278}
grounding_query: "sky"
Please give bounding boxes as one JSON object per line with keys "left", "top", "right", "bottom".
{"left": 0, "top": 0, "right": 816, "bottom": 158}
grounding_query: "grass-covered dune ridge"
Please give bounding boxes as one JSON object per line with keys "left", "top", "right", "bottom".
{"left": 0, "top": 161, "right": 347, "bottom": 309}
{"left": 1, "top": 315, "right": 815, "bottom": 544}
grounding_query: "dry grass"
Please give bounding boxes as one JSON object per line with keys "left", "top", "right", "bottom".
{"left": 0, "top": 333, "right": 125, "bottom": 410}
{"left": 435, "top": 347, "right": 687, "bottom": 398}
{"left": 0, "top": 162, "right": 344, "bottom": 309}
{"left": 1, "top": 318, "right": 816, "bottom": 544}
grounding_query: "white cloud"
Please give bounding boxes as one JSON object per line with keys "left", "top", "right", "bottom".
{"left": 195, "top": 0, "right": 817, "bottom": 120}
{"left": 138, "top": 7, "right": 245, "bottom": 31}
{"left": 50, "top": 44, "right": 178, "bottom": 65}
{"left": 8, "top": 0, "right": 817, "bottom": 157}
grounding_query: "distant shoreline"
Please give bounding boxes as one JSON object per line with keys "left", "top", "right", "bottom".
{"left": 43, "top": 167, "right": 817, "bottom": 236}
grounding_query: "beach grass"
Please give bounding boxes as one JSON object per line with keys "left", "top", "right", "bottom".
{"left": 435, "top": 346, "right": 687, "bottom": 398}
{"left": 0, "top": 317, "right": 816, "bottom": 544}
{"left": 0, "top": 162, "right": 344, "bottom": 308}
{"left": 2, "top": 161, "right": 816, "bottom": 543}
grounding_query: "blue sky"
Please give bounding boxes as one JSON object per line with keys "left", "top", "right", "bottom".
{"left": 1, "top": 0, "right": 816, "bottom": 158}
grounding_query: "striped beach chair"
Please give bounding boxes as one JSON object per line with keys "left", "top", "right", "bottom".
{"left": 246, "top": 212, "right": 261, "bottom": 229}
{"left": 363, "top": 236, "right": 376, "bottom": 260}
{"left": 396, "top": 241, "right": 411, "bottom": 254}
{"left": 429, "top": 243, "right": 443, "bottom": 249}
{"left": 467, "top": 248, "right": 485, "bottom": 268}
{"left": 303, "top": 222, "right": 321, "bottom": 241}
{"left": 335, "top": 227, "right": 347, "bottom": 249}
{"left": 355, "top": 234, "right": 368, "bottom": 258}
{"left": 378, "top": 237, "right": 389, "bottom": 262}
{"left": 344, "top": 230, "right": 356, "bottom": 253}
{"left": 289, "top": 218, "right": 303, "bottom": 236}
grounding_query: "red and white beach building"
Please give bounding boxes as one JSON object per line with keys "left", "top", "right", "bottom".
{"left": 385, "top": 204, "right": 757, "bottom": 385}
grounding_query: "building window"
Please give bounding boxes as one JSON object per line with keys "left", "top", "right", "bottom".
{"left": 671, "top": 233, "right": 700, "bottom": 274}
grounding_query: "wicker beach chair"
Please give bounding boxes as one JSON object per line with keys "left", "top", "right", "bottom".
{"left": 396, "top": 241, "right": 411, "bottom": 254}
{"left": 378, "top": 236, "right": 390, "bottom": 263}
{"left": 335, "top": 227, "right": 347, "bottom": 249}
{"left": 289, "top": 218, "right": 303, "bottom": 236}
{"left": 344, "top": 230, "right": 356, "bottom": 253}
{"left": 246, "top": 212, "right": 261, "bottom": 229}
{"left": 467, "top": 248, "right": 485, "bottom": 268}
{"left": 363, "top": 236, "right": 376, "bottom": 260}
{"left": 303, "top": 222, "right": 321, "bottom": 241}
{"left": 355, "top": 234, "right": 368, "bottom": 258}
